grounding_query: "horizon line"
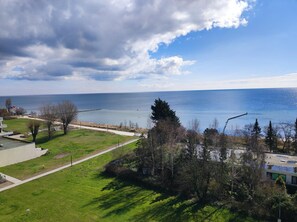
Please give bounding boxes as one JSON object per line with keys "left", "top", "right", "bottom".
{"left": 1, "top": 86, "right": 297, "bottom": 97}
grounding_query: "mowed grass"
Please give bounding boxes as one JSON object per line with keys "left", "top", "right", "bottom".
{"left": 0, "top": 142, "right": 256, "bottom": 222}
{"left": 0, "top": 129, "right": 134, "bottom": 179}
{"left": 3, "top": 118, "right": 34, "bottom": 134}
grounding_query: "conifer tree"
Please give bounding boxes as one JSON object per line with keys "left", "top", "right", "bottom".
{"left": 252, "top": 118, "right": 261, "bottom": 141}
{"left": 265, "top": 121, "right": 277, "bottom": 152}
{"left": 151, "top": 98, "right": 180, "bottom": 126}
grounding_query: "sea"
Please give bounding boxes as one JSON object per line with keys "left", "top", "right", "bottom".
{"left": 1, "top": 88, "right": 297, "bottom": 132}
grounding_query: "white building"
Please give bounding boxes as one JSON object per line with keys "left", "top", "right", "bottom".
{"left": 197, "top": 145, "right": 297, "bottom": 186}
{"left": 0, "top": 117, "right": 47, "bottom": 167}
{"left": 265, "top": 153, "right": 297, "bottom": 185}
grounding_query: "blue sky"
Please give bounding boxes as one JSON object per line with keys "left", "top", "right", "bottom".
{"left": 0, "top": 0, "right": 297, "bottom": 95}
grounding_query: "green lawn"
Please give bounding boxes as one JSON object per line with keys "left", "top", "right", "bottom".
{"left": 0, "top": 142, "right": 256, "bottom": 222}
{"left": 0, "top": 129, "right": 134, "bottom": 179}
{"left": 3, "top": 118, "right": 33, "bottom": 134}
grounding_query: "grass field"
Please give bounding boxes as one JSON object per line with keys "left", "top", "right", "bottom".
{"left": 0, "top": 128, "right": 134, "bottom": 180}
{"left": 0, "top": 142, "right": 256, "bottom": 222}
{"left": 3, "top": 118, "right": 36, "bottom": 134}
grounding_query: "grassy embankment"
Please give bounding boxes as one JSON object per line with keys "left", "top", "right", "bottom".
{"left": 0, "top": 119, "right": 134, "bottom": 179}
{"left": 0, "top": 142, "right": 256, "bottom": 222}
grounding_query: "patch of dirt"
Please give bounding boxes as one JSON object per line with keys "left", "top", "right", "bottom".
{"left": 54, "top": 152, "right": 70, "bottom": 159}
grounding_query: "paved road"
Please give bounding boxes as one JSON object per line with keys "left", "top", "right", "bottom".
{"left": 0, "top": 138, "right": 138, "bottom": 192}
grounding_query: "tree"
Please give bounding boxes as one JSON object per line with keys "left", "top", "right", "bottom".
{"left": 5, "top": 98, "right": 11, "bottom": 113}
{"left": 40, "top": 104, "right": 57, "bottom": 139}
{"left": 189, "top": 118, "right": 200, "bottom": 133}
{"left": 56, "top": 101, "right": 78, "bottom": 135}
{"left": 196, "top": 134, "right": 212, "bottom": 202}
{"left": 252, "top": 118, "right": 261, "bottom": 141}
{"left": 178, "top": 130, "right": 211, "bottom": 201}
{"left": 203, "top": 128, "right": 219, "bottom": 147}
{"left": 211, "top": 118, "right": 219, "bottom": 130}
{"left": 15, "top": 107, "right": 26, "bottom": 115}
{"left": 236, "top": 120, "right": 265, "bottom": 203}
{"left": 27, "top": 120, "right": 41, "bottom": 142}
{"left": 265, "top": 121, "right": 277, "bottom": 152}
{"left": 185, "top": 129, "right": 199, "bottom": 159}
{"left": 0, "top": 109, "right": 9, "bottom": 117}
{"left": 293, "top": 119, "right": 297, "bottom": 154}
{"left": 250, "top": 119, "right": 264, "bottom": 158}
{"left": 151, "top": 98, "right": 180, "bottom": 126}
{"left": 278, "top": 122, "right": 293, "bottom": 153}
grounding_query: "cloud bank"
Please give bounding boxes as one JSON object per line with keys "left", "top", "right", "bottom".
{"left": 0, "top": 0, "right": 250, "bottom": 81}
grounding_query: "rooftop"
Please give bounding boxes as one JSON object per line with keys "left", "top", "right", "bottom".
{"left": 0, "top": 137, "right": 30, "bottom": 150}
{"left": 265, "top": 153, "right": 297, "bottom": 173}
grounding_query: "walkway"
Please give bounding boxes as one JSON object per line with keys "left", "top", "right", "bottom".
{"left": 69, "top": 123, "right": 141, "bottom": 136}
{"left": 0, "top": 138, "right": 138, "bottom": 192}
{"left": 21, "top": 116, "right": 142, "bottom": 137}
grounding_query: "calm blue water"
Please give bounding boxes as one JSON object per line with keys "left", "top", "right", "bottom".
{"left": 1, "top": 88, "right": 297, "bottom": 132}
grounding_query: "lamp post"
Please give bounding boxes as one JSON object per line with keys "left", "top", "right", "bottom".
{"left": 223, "top": 112, "right": 248, "bottom": 135}
{"left": 222, "top": 112, "right": 248, "bottom": 196}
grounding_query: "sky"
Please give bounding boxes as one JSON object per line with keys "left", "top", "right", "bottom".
{"left": 0, "top": 0, "right": 297, "bottom": 96}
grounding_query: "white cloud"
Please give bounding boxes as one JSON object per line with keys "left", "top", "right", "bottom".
{"left": 0, "top": 0, "right": 250, "bottom": 81}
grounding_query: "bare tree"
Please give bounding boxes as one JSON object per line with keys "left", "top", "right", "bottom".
{"left": 27, "top": 120, "right": 41, "bottom": 142}
{"left": 5, "top": 98, "right": 11, "bottom": 113}
{"left": 189, "top": 118, "right": 200, "bottom": 133}
{"left": 278, "top": 122, "right": 293, "bottom": 153}
{"left": 56, "top": 101, "right": 78, "bottom": 135}
{"left": 40, "top": 104, "right": 57, "bottom": 139}
{"left": 211, "top": 118, "right": 219, "bottom": 130}
{"left": 15, "top": 107, "right": 26, "bottom": 115}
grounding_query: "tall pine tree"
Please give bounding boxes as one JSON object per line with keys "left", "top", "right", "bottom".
{"left": 252, "top": 118, "right": 261, "bottom": 141}
{"left": 265, "top": 121, "right": 277, "bottom": 152}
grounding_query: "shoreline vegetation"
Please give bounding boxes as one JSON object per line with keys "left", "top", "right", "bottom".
{"left": 3, "top": 116, "right": 147, "bottom": 135}
{"left": 104, "top": 98, "right": 297, "bottom": 221}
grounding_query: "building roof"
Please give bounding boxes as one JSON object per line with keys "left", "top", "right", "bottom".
{"left": 0, "top": 137, "right": 30, "bottom": 150}
{"left": 265, "top": 153, "right": 297, "bottom": 173}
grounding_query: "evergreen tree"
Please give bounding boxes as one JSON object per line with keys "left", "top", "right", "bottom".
{"left": 252, "top": 118, "right": 261, "bottom": 140}
{"left": 151, "top": 98, "right": 180, "bottom": 126}
{"left": 265, "top": 121, "right": 277, "bottom": 152}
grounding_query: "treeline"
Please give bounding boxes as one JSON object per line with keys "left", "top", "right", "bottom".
{"left": 39, "top": 101, "right": 78, "bottom": 137}
{"left": 26, "top": 101, "right": 78, "bottom": 142}
{"left": 0, "top": 98, "right": 26, "bottom": 116}
{"left": 105, "top": 98, "right": 297, "bottom": 221}
{"left": 1, "top": 98, "right": 78, "bottom": 142}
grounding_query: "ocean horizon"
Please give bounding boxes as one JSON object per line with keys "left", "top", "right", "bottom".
{"left": 1, "top": 88, "right": 297, "bottom": 132}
